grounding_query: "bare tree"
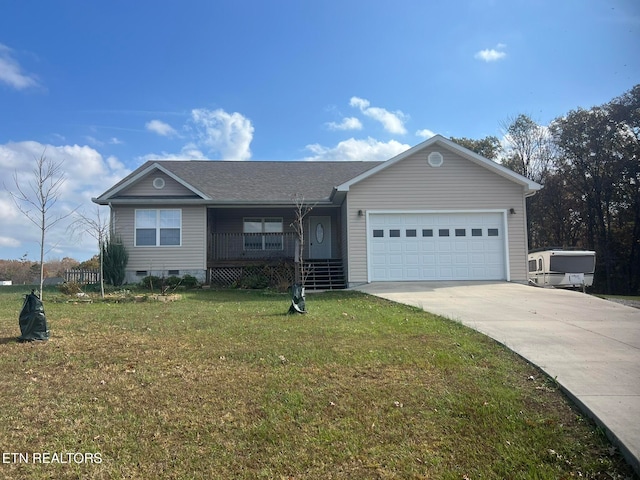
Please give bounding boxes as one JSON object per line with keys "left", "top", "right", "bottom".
{"left": 6, "top": 151, "right": 75, "bottom": 298}
{"left": 290, "top": 194, "right": 315, "bottom": 286}
{"left": 68, "top": 206, "right": 109, "bottom": 297}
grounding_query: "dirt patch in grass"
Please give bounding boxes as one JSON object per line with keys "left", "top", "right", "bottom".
{"left": 0, "top": 289, "right": 636, "bottom": 479}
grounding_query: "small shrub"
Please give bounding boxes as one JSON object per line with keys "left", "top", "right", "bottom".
{"left": 181, "top": 274, "right": 200, "bottom": 289}
{"left": 82, "top": 282, "right": 103, "bottom": 293}
{"left": 58, "top": 282, "right": 83, "bottom": 295}
{"left": 237, "top": 273, "right": 269, "bottom": 289}
{"left": 166, "top": 276, "right": 182, "bottom": 288}
{"left": 139, "top": 275, "right": 161, "bottom": 290}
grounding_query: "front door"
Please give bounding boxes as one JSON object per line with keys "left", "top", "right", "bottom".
{"left": 309, "top": 216, "right": 332, "bottom": 259}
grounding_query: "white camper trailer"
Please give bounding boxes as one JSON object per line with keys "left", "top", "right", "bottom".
{"left": 528, "top": 249, "right": 596, "bottom": 289}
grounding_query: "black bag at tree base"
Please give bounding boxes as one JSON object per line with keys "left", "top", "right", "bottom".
{"left": 288, "top": 283, "right": 306, "bottom": 314}
{"left": 18, "top": 290, "right": 49, "bottom": 341}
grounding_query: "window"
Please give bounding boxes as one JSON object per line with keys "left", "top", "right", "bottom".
{"left": 406, "top": 229, "right": 417, "bottom": 237}
{"left": 455, "top": 229, "right": 466, "bottom": 237}
{"left": 422, "top": 229, "right": 433, "bottom": 237}
{"left": 472, "top": 229, "right": 482, "bottom": 237}
{"left": 488, "top": 228, "right": 499, "bottom": 237}
{"left": 549, "top": 255, "right": 595, "bottom": 274}
{"left": 243, "top": 217, "right": 283, "bottom": 251}
{"left": 439, "top": 229, "right": 450, "bottom": 237}
{"left": 428, "top": 151, "right": 444, "bottom": 167}
{"left": 528, "top": 260, "right": 537, "bottom": 272}
{"left": 390, "top": 229, "right": 401, "bottom": 238}
{"left": 373, "top": 229, "right": 384, "bottom": 238}
{"left": 135, "top": 209, "right": 181, "bottom": 246}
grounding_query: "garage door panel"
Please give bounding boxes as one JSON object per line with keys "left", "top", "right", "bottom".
{"left": 439, "top": 267, "right": 453, "bottom": 278}
{"left": 454, "top": 254, "right": 469, "bottom": 263}
{"left": 388, "top": 243, "right": 402, "bottom": 253}
{"left": 388, "top": 254, "right": 403, "bottom": 265}
{"left": 454, "top": 242, "right": 468, "bottom": 252}
{"left": 405, "top": 243, "right": 419, "bottom": 253}
{"left": 388, "top": 268, "right": 403, "bottom": 280}
{"left": 369, "top": 212, "right": 506, "bottom": 281}
{"left": 437, "top": 243, "right": 452, "bottom": 252}
{"left": 371, "top": 254, "right": 387, "bottom": 266}
{"left": 438, "top": 254, "right": 453, "bottom": 264}
{"left": 455, "top": 266, "right": 470, "bottom": 277}
{"left": 422, "top": 254, "right": 436, "bottom": 264}
{"left": 371, "top": 243, "right": 386, "bottom": 254}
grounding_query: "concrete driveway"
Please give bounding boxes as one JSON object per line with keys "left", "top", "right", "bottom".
{"left": 355, "top": 281, "right": 640, "bottom": 474}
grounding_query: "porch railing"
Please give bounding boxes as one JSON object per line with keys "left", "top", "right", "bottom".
{"left": 209, "top": 232, "right": 298, "bottom": 262}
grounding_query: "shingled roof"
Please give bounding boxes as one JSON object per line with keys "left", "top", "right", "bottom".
{"left": 95, "top": 160, "right": 383, "bottom": 204}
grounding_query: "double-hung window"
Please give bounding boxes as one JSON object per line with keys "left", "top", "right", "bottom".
{"left": 135, "top": 209, "right": 181, "bottom": 246}
{"left": 243, "top": 217, "right": 283, "bottom": 251}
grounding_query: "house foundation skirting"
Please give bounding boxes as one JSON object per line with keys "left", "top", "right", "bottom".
{"left": 209, "top": 259, "right": 346, "bottom": 290}
{"left": 209, "top": 263, "right": 295, "bottom": 290}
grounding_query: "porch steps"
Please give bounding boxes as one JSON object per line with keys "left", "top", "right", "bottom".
{"left": 303, "top": 259, "right": 346, "bottom": 290}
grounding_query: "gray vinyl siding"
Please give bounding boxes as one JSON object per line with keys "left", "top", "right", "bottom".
{"left": 120, "top": 171, "right": 195, "bottom": 197}
{"left": 346, "top": 147, "right": 530, "bottom": 284}
{"left": 112, "top": 205, "right": 207, "bottom": 281}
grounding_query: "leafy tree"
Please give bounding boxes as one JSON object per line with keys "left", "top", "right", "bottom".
{"left": 549, "top": 85, "right": 639, "bottom": 293}
{"left": 0, "top": 256, "right": 37, "bottom": 284}
{"left": 102, "top": 236, "right": 128, "bottom": 286}
{"left": 45, "top": 257, "right": 80, "bottom": 278}
{"left": 78, "top": 255, "right": 100, "bottom": 270}
{"left": 450, "top": 135, "right": 502, "bottom": 161}
{"left": 501, "top": 114, "right": 553, "bottom": 183}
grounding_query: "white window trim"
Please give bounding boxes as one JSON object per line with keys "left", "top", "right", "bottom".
{"left": 243, "top": 217, "right": 284, "bottom": 251}
{"left": 135, "top": 209, "right": 182, "bottom": 247}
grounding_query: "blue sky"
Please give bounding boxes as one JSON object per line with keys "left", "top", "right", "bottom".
{"left": 1, "top": 0, "right": 638, "bottom": 263}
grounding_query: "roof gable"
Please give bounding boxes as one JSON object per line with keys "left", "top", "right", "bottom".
{"left": 94, "top": 160, "right": 381, "bottom": 205}
{"left": 94, "top": 163, "right": 210, "bottom": 203}
{"left": 336, "top": 135, "right": 542, "bottom": 196}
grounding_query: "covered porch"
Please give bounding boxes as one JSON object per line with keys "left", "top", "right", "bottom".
{"left": 206, "top": 206, "right": 346, "bottom": 289}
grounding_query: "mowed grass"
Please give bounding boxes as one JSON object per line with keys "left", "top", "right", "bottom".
{"left": 0, "top": 287, "right": 635, "bottom": 479}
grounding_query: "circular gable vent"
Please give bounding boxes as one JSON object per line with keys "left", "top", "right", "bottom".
{"left": 153, "top": 177, "right": 166, "bottom": 189}
{"left": 428, "top": 152, "right": 443, "bottom": 167}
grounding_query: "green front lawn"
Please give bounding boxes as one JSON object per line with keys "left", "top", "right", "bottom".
{"left": 0, "top": 288, "right": 635, "bottom": 479}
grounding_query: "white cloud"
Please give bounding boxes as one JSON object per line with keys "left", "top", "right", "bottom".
{"left": 0, "top": 141, "right": 130, "bottom": 260}
{"left": 146, "top": 119, "right": 178, "bottom": 137}
{"left": 140, "top": 143, "right": 206, "bottom": 162}
{"left": 302, "top": 137, "right": 410, "bottom": 162}
{"left": 416, "top": 129, "right": 436, "bottom": 139}
{"left": 0, "top": 235, "right": 20, "bottom": 248}
{"left": 0, "top": 43, "right": 40, "bottom": 90}
{"left": 474, "top": 44, "right": 507, "bottom": 62}
{"left": 326, "top": 117, "right": 363, "bottom": 131}
{"left": 85, "top": 136, "right": 104, "bottom": 146}
{"left": 349, "top": 97, "right": 408, "bottom": 134}
{"left": 190, "top": 108, "right": 254, "bottom": 160}
{"left": 140, "top": 108, "right": 254, "bottom": 161}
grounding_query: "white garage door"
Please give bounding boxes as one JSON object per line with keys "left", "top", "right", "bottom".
{"left": 368, "top": 212, "right": 506, "bottom": 281}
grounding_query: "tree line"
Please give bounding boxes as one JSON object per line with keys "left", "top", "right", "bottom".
{"left": 0, "top": 256, "right": 85, "bottom": 285}
{"left": 452, "top": 84, "right": 639, "bottom": 295}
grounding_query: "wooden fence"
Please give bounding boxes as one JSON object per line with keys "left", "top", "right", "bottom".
{"left": 65, "top": 269, "right": 101, "bottom": 285}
